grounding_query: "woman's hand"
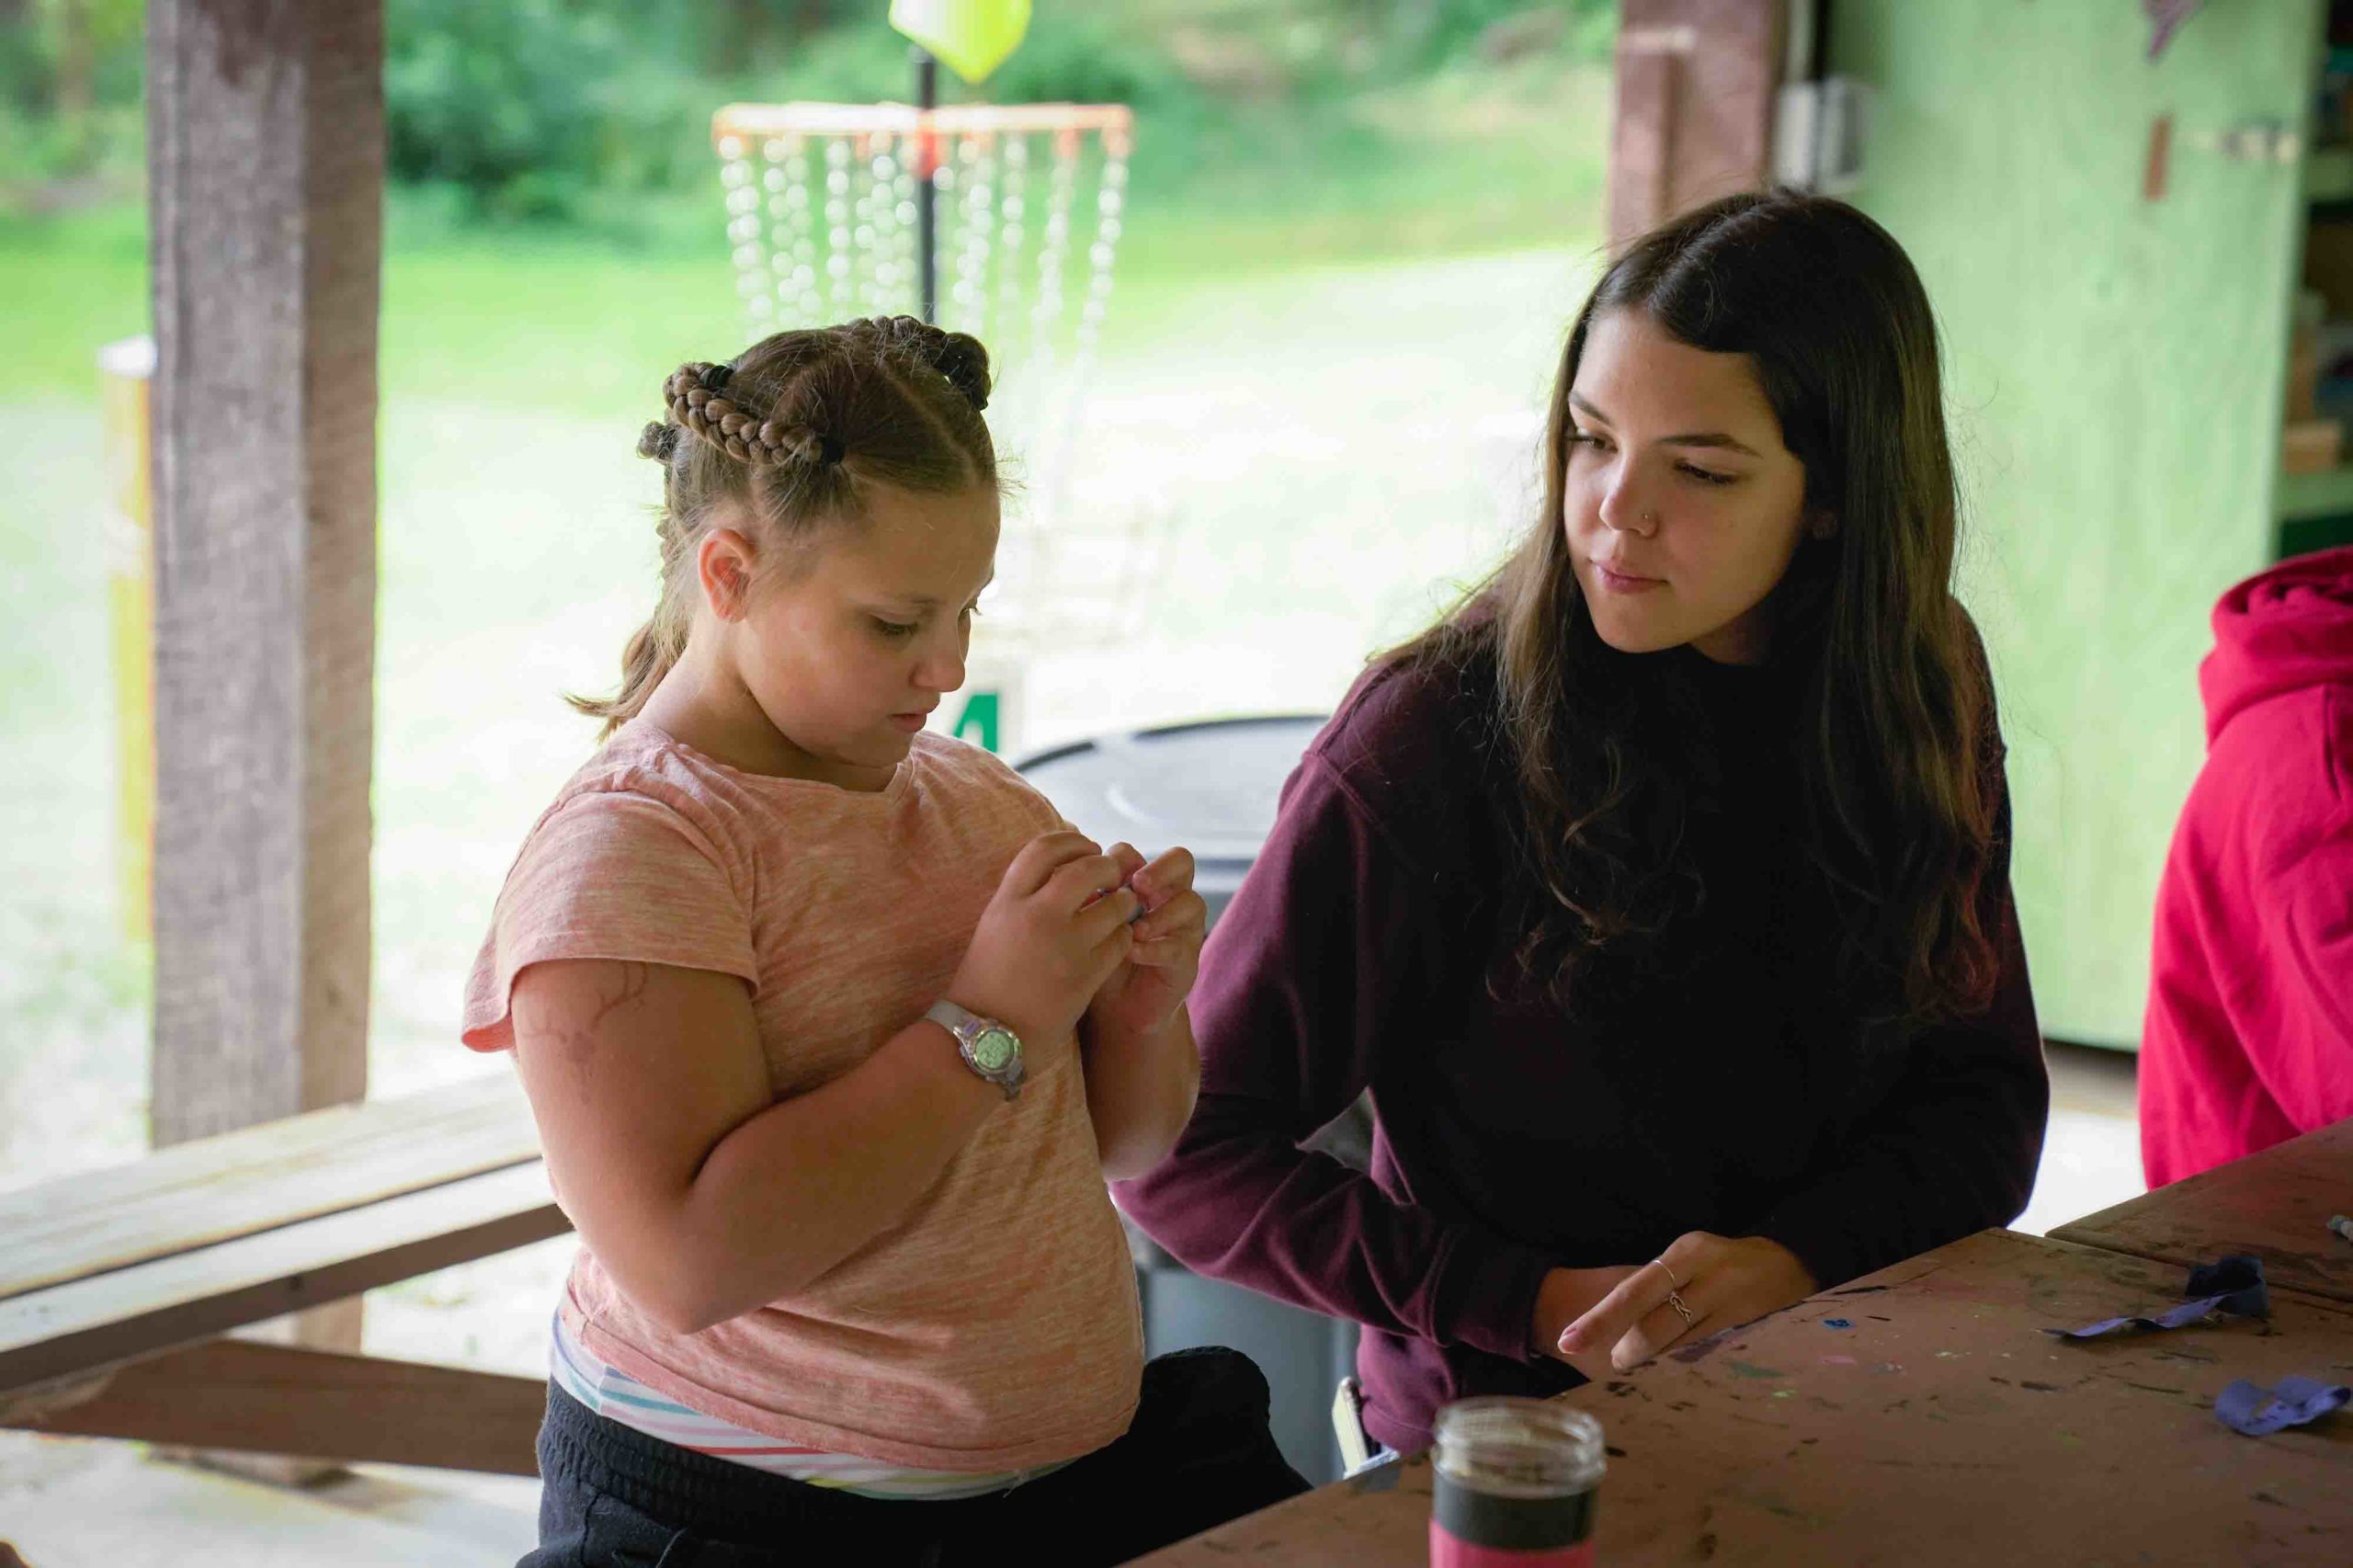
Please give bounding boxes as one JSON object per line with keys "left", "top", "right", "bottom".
{"left": 1556, "top": 1233, "right": 1818, "bottom": 1371}
{"left": 1086, "top": 845, "right": 1206, "bottom": 1043}
{"left": 1530, "top": 1265, "right": 1643, "bottom": 1384}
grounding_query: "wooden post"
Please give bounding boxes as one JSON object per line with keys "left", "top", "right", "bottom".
{"left": 1611, "top": 39, "right": 1680, "bottom": 243}
{"left": 1609, "top": 0, "right": 1788, "bottom": 246}
{"left": 147, "top": 0, "right": 382, "bottom": 1479}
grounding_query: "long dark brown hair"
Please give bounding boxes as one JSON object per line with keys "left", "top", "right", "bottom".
{"left": 1405, "top": 188, "right": 2000, "bottom": 1027}
{"left": 571, "top": 315, "right": 998, "bottom": 736}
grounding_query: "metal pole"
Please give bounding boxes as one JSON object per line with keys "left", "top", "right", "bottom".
{"left": 915, "top": 47, "right": 938, "bottom": 324}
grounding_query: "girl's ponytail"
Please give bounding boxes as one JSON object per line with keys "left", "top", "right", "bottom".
{"left": 567, "top": 613, "right": 683, "bottom": 737}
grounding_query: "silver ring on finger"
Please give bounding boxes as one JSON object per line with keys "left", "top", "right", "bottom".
{"left": 1656, "top": 1256, "right": 1684, "bottom": 1290}
{"left": 1666, "top": 1290, "right": 1697, "bottom": 1329}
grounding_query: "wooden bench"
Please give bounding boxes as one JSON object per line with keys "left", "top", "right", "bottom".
{"left": 0, "top": 1073, "right": 569, "bottom": 1475}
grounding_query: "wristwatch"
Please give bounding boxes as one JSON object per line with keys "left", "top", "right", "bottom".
{"left": 925, "top": 999, "right": 1026, "bottom": 1101}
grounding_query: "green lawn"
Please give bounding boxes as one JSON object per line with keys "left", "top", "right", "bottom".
{"left": 0, "top": 59, "right": 1613, "bottom": 1189}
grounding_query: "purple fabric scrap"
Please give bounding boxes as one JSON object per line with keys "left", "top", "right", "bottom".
{"left": 2045, "top": 1255, "right": 2268, "bottom": 1341}
{"left": 2214, "top": 1376, "right": 2351, "bottom": 1437}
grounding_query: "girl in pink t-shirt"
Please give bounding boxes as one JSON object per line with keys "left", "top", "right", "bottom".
{"left": 468, "top": 318, "right": 1304, "bottom": 1566}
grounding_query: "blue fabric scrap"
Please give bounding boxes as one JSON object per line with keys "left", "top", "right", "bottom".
{"left": 2045, "top": 1255, "right": 2269, "bottom": 1341}
{"left": 2182, "top": 1256, "right": 2270, "bottom": 1316}
{"left": 1822, "top": 1319, "right": 1853, "bottom": 1330}
{"left": 2214, "top": 1376, "right": 2351, "bottom": 1437}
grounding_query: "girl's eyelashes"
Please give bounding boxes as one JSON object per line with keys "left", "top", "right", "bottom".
{"left": 871, "top": 598, "right": 983, "bottom": 639}
{"left": 1570, "top": 429, "right": 1736, "bottom": 488}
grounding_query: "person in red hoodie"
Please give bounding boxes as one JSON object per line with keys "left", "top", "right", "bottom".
{"left": 2140, "top": 544, "right": 2353, "bottom": 1187}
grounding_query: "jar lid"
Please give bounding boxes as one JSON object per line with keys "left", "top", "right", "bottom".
{"left": 1432, "top": 1397, "right": 1607, "bottom": 1497}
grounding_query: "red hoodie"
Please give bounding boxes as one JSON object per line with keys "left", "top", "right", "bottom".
{"left": 2139, "top": 545, "right": 2353, "bottom": 1187}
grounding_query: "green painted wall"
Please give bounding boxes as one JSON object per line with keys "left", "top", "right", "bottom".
{"left": 1826, "top": 0, "right": 2319, "bottom": 1047}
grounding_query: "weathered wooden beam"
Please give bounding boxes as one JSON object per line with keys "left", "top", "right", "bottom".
{"left": 145, "top": 0, "right": 385, "bottom": 1461}
{"left": 4, "top": 1340, "right": 545, "bottom": 1476}
{"left": 149, "top": 0, "right": 383, "bottom": 1140}
{"left": 1609, "top": 0, "right": 1787, "bottom": 245}
{"left": 1610, "top": 41, "right": 1679, "bottom": 243}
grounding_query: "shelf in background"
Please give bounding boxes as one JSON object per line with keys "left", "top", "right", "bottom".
{"left": 2277, "top": 464, "right": 2353, "bottom": 519}
{"left": 2311, "top": 144, "right": 2353, "bottom": 205}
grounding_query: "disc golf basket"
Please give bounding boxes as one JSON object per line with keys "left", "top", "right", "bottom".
{"left": 710, "top": 99, "right": 1160, "bottom": 657}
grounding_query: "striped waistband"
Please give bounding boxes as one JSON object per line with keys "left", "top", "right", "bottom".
{"left": 550, "top": 1309, "right": 1072, "bottom": 1501}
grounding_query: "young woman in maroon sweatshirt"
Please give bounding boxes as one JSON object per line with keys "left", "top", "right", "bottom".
{"left": 1115, "top": 189, "right": 2051, "bottom": 1456}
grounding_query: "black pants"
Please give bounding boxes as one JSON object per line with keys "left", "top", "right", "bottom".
{"left": 522, "top": 1346, "right": 1312, "bottom": 1567}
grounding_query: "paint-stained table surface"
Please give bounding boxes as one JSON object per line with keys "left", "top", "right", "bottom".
{"left": 2051, "top": 1116, "right": 2353, "bottom": 1305}
{"left": 1131, "top": 1229, "right": 2353, "bottom": 1566}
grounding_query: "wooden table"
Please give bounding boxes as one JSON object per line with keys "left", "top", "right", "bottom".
{"left": 2052, "top": 1116, "right": 2353, "bottom": 1306}
{"left": 1133, "top": 1229, "right": 2353, "bottom": 1566}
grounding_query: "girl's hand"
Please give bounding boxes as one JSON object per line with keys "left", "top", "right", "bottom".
{"left": 949, "top": 831, "right": 1139, "bottom": 1051}
{"left": 1555, "top": 1233, "right": 1818, "bottom": 1371}
{"left": 1087, "top": 845, "right": 1206, "bottom": 1042}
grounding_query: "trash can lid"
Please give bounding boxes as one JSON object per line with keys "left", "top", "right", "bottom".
{"left": 1014, "top": 715, "right": 1325, "bottom": 863}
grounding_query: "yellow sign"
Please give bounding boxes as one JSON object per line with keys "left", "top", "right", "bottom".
{"left": 889, "top": 0, "right": 1032, "bottom": 85}
{"left": 98, "top": 335, "right": 155, "bottom": 941}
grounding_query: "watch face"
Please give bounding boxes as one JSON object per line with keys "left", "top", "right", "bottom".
{"left": 970, "top": 1027, "right": 1020, "bottom": 1076}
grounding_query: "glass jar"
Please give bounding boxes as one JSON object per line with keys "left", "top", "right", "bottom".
{"left": 1429, "top": 1397, "right": 1607, "bottom": 1567}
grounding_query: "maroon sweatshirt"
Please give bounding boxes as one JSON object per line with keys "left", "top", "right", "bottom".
{"left": 1114, "top": 636, "right": 2048, "bottom": 1454}
{"left": 2139, "top": 545, "right": 2353, "bottom": 1187}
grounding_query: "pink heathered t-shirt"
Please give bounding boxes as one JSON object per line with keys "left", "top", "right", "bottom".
{"left": 461, "top": 721, "right": 1143, "bottom": 1471}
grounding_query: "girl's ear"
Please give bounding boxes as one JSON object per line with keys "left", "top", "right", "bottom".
{"left": 1810, "top": 509, "right": 1839, "bottom": 541}
{"left": 698, "top": 528, "right": 757, "bottom": 620}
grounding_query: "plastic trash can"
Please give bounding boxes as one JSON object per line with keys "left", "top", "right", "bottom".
{"left": 1017, "top": 714, "right": 1367, "bottom": 1483}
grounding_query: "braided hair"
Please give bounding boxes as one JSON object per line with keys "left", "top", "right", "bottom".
{"left": 571, "top": 317, "right": 998, "bottom": 735}
{"left": 652, "top": 316, "right": 989, "bottom": 468}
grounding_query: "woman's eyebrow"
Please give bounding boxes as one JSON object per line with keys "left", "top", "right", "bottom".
{"left": 1663, "top": 432, "right": 1762, "bottom": 457}
{"left": 1568, "top": 393, "right": 1762, "bottom": 458}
